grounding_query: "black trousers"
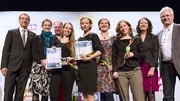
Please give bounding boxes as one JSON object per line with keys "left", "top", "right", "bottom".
{"left": 50, "top": 69, "right": 75, "bottom": 101}
{"left": 161, "top": 62, "right": 180, "bottom": 101}
{"left": 50, "top": 69, "right": 62, "bottom": 101}
{"left": 62, "top": 70, "right": 75, "bottom": 101}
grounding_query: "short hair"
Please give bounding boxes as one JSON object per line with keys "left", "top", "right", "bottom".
{"left": 160, "top": 6, "right": 174, "bottom": 16}
{"left": 98, "top": 18, "right": 110, "bottom": 30}
{"left": 41, "top": 19, "right": 52, "bottom": 27}
{"left": 19, "top": 13, "right": 30, "bottom": 20}
{"left": 53, "top": 21, "right": 63, "bottom": 26}
{"left": 80, "top": 17, "right": 93, "bottom": 30}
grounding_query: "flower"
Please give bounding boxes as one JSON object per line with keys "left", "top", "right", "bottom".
{"left": 100, "top": 57, "right": 111, "bottom": 67}
{"left": 86, "top": 51, "right": 94, "bottom": 57}
{"left": 100, "top": 56, "right": 113, "bottom": 82}
{"left": 123, "top": 39, "right": 133, "bottom": 63}
{"left": 69, "top": 59, "right": 78, "bottom": 70}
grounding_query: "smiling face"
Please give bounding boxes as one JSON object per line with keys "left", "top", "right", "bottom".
{"left": 54, "top": 21, "right": 63, "bottom": 36}
{"left": 63, "top": 23, "right": 73, "bottom": 37}
{"left": 98, "top": 18, "right": 110, "bottom": 32}
{"left": 139, "top": 19, "right": 149, "bottom": 31}
{"left": 160, "top": 8, "right": 174, "bottom": 27}
{"left": 42, "top": 19, "right": 52, "bottom": 32}
{"left": 119, "top": 21, "right": 130, "bottom": 36}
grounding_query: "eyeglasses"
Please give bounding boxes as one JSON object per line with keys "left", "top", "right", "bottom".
{"left": 161, "top": 14, "right": 172, "bottom": 18}
{"left": 20, "top": 17, "right": 30, "bottom": 20}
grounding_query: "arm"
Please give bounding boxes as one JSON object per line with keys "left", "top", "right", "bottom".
{"left": 1, "top": 30, "right": 13, "bottom": 77}
{"left": 131, "top": 38, "right": 146, "bottom": 60}
{"left": 1, "top": 30, "right": 12, "bottom": 69}
{"left": 81, "top": 34, "right": 104, "bottom": 61}
{"left": 150, "top": 35, "right": 159, "bottom": 68}
{"left": 31, "top": 35, "right": 45, "bottom": 62}
{"left": 112, "top": 40, "right": 117, "bottom": 72}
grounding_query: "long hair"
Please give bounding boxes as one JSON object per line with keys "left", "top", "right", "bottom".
{"left": 62, "top": 22, "right": 75, "bottom": 57}
{"left": 115, "top": 20, "right": 133, "bottom": 39}
{"left": 136, "top": 17, "right": 153, "bottom": 36}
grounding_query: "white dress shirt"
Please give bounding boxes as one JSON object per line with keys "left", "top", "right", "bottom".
{"left": 161, "top": 23, "right": 174, "bottom": 61}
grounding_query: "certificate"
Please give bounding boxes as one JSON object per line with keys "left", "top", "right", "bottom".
{"left": 75, "top": 41, "right": 93, "bottom": 60}
{"left": 46, "top": 48, "right": 62, "bottom": 69}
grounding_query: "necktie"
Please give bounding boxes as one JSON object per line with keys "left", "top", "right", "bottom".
{"left": 22, "top": 30, "right": 26, "bottom": 46}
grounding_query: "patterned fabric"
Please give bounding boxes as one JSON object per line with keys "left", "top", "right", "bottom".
{"left": 28, "top": 62, "right": 51, "bottom": 96}
{"left": 97, "top": 35, "right": 116, "bottom": 93}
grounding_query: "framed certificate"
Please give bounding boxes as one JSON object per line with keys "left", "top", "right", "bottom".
{"left": 46, "top": 48, "right": 62, "bottom": 69}
{"left": 75, "top": 41, "right": 93, "bottom": 60}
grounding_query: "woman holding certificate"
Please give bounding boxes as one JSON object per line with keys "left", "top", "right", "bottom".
{"left": 77, "top": 17, "right": 104, "bottom": 101}
{"left": 29, "top": 19, "right": 53, "bottom": 101}
{"left": 50, "top": 22, "right": 76, "bottom": 101}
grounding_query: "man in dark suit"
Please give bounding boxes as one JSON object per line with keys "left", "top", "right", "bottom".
{"left": 158, "top": 6, "right": 180, "bottom": 101}
{"left": 1, "top": 13, "right": 36, "bottom": 101}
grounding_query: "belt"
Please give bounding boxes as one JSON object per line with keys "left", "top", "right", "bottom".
{"left": 162, "top": 60, "right": 173, "bottom": 64}
{"left": 134, "top": 67, "right": 140, "bottom": 70}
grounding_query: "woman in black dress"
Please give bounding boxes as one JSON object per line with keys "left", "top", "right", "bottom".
{"left": 50, "top": 22, "right": 76, "bottom": 101}
{"left": 77, "top": 17, "right": 104, "bottom": 101}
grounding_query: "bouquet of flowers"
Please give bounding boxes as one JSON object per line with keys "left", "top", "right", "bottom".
{"left": 123, "top": 39, "right": 133, "bottom": 63}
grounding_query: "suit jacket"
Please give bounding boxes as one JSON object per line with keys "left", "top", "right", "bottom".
{"left": 158, "top": 23, "right": 180, "bottom": 75}
{"left": 138, "top": 33, "right": 159, "bottom": 68}
{"left": 1, "top": 28, "right": 36, "bottom": 72}
{"left": 112, "top": 36, "right": 145, "bottom": 72}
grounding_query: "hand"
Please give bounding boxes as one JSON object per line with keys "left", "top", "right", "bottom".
{"left": 113, "top": 72, "right": 118, "bottom": 79}
{"left": 124, "top": 52, "right": 134, "bottom": 59}
{"left": 1, "top": 68, "right": 8, "bottom": 77}
{"left": 51, "top": 46, "right": 56, "bottom": 49}
{"left": 147, "top": 67, "right": 155, "bottom": 77}
{"left": 40, "top": 59, "right": 46, "bottom": 67}
{"left": 107, "top": 65, "right": 113, "bottom": 72}
{"left": 80, "top": 54, "right": 91, "bottom": 62}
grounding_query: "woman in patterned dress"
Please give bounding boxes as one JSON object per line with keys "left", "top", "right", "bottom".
{"left": 29, "top": 19, "right": 53, "bottom": 101}
{"left": 97, "top": 18, "right": 116, "bottom": 101}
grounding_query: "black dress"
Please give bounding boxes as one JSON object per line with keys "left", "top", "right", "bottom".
{"left": 77, "top": 33, "right": 104, "bottom": 93}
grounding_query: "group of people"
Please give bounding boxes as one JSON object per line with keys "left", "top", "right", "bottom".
{"left": 0, "top": 6, "right": 180, "bottom": 101}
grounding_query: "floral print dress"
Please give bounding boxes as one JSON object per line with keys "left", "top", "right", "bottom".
{"left": 97, "top": 35, "right": 116, "bottom": 93}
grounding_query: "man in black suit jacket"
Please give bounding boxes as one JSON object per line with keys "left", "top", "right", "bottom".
{"left": 158, "top": 6, "right": 180, "bottom": 101}
{"left": 1, "top": 13, "right": 36, "bottom": 101}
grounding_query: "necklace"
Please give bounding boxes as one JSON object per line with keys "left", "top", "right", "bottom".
{"left": 101, "top": 33, "right": 108, "bottom": 39}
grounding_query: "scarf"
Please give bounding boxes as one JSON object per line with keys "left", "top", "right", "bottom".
{"left": 41, "top": 30, "right": 53, "bottom": 54}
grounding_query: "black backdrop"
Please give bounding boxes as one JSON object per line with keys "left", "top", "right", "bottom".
{"left": 0, "top": 1, "right": 179, "bottom": 23}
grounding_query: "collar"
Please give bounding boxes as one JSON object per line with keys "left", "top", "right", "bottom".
{"left": 19, "top": 27, "right": 27, "bottom": 32}
{"left": 163, "top": 23, "right": 174, "bottom": 32}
